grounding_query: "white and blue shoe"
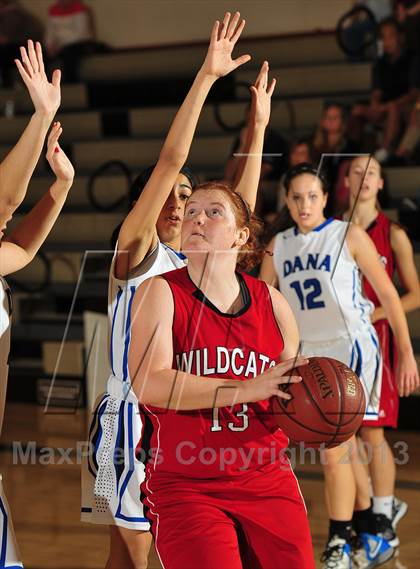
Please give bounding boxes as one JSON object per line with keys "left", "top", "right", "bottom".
{"left": 321, "top": 535, "right": 352, "bottom": 569}
{"left": 351, "top": 532, "right": 394, "bottom": 568}
{"left": 391, "top": 497, "right": 407, "bottom": 531}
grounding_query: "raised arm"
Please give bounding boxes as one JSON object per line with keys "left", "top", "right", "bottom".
{"left": 128, "top": 277, "right": 305, "bottom": 410}
{"left": 116, "top": 12, "right": 251, "bottom": 278}
{"left": 347, "top": 224, "right": 419, "bottom": 397}
{"left": 233, "top": 61, "right": 276, "bottom": 211}
{"left": 0, "top": 123, "right": 74, "bottom": 276}
{"left": 0, "top": 41, "right": 60, "bottom": 219}
{"left": 259, "top": 236, "right": 279, "bottom": 287}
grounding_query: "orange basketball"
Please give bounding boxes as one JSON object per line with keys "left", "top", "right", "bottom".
{"left": 271, "top": 356, "right": 366, "bottom": 448}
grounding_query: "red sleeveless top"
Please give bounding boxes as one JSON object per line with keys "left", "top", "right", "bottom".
{"left": 139, "top": 267, "right": 287, "bottom": 481}
{"left": 363, "top": 212, "right": 395, "bottom": 307}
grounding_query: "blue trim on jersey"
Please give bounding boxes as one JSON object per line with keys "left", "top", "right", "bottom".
{"left": 293, "top": 217, "right": 334, "bottom": 236}
{"left": 370, "top": 332, "right": 381, "bottom": 385}
{"left": 81, "top": 507, "right": 92, "bottom": 513}
{"left": 355, "top": 340, "right": 363, "bottom": 378}
{"left": 114, "top": 400, "right": 125, "bottom": 492}
{"left": 0, "top": 496, "right": 8, "bottom": 566}
{"left": 349, "top": 344, "right": 356, "bottom": 370}
{"left": 313, "top": 217, "right": 334, "bottom": 232}
{"left": 352, "top": 267, "right": 357, "bottom": 308}
{"left": 110, "top": 286, "right": 123, "bottom": 376}
{"left": 90, "top": 397, "right": 108, "bottom": 476}
{"left": 115, "top": 512, "right": 150, "bottom": 523}
{"left": 115, "top": 403, "right": 148, "bottom": 523}
{"left": 162, "top": 243, "right": 186, "bottom": 260}
{"left": 122, "top": 286, "right": 136, "bottom": 381}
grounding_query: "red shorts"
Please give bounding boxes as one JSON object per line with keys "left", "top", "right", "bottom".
{"left": 144, "top": 462, "right": 315, "bottom": 569}
{"left": 362, "top": 319, "right": 399, "bottom": 428}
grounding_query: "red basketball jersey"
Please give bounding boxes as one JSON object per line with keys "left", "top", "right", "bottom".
{"left": 139, "top": 266, "right": 288, "bottom": 481}
{"left": 362, "top": 211, "right": 399, "bottom": 427}
{"left": 363, "top": 211, "right": 395, "bottom": 306}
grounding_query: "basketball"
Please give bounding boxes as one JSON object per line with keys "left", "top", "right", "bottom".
{"left": 271, "top": 356, "right": 366, "bottom": 448}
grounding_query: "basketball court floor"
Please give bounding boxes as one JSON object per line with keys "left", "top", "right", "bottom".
{"left": 1, "top": 402, "right": 419, "bottom": 568}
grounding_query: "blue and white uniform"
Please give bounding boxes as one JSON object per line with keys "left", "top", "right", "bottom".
{"left": 0, "top": 277, "right": 24, "bottom": 567}
{"left": 81, "top": 242, "right": 186, "bottom": 529}
{"left": 272, "top": 218, "right": 382, "bottom": 421}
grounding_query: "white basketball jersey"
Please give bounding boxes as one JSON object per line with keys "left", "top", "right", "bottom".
{"left": 0, "top": 277, "right": 12, "bottom": 434}
{"left": 108, "top": 241, "right": 186, "bottom": 392}
{"left": 273, "top": 219, "right": 374, "bottom": 342}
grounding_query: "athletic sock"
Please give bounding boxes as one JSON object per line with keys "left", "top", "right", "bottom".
{"left": 352, "top": 504, "right": 376, "bottom": 534}
{"left": 372, "top": 495, "right": 393, "bottom": 520}
{"left": 328, "top": 520, "right": 352, "bottom": 543}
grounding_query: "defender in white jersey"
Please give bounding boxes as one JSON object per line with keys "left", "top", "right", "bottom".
{"left": 0, "top": 40, "right": 73, "bottom": 568}
{"left": 80, "top": 13, "right": 273, "bottom": 567}
{"left": 81, "top": 240, "right": 186, "bottom": 532}
{"left": 272, "top": 218, "right": 381, "bottom": 419}
{"left": 261, "top": 163, "right": 418, "bottom": 569}
{"left": 0, "top": 278, "right": 23, "bottom": 569}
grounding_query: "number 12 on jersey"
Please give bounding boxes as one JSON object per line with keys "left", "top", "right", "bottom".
{"left": 290, "top": 278, "right": 325, "bottom": 310}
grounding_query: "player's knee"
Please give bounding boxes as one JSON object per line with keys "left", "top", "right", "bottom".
{"left": 360, "top": 426, "right": 384, "bottom": 447}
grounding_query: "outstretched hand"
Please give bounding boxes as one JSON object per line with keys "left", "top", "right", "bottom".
{"left": 46, "top": 122, "right": 74, "bottom": 184}
{"left": 201, "top": 11, "right": 251, "bottom": 79}
{"left": 249, "top": 61, "right": 276, "bottom": 127}
{"left": 15, "top": 40, "right": 61, "bottom": 117}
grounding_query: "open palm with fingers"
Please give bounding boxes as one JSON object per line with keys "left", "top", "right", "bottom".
{"left": 46, "top": 122, "right": 74, "bottom": 184}
{"left": 202, "top": 11, "right": 251, "bottom": 78}
{"left": 250, "top": 61, "right": 276, "bottom": 127}
{"left": 15, "top": 40, "right": 61, "bottom": 116}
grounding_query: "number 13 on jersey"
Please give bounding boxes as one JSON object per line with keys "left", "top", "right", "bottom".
{"left": 211, "top": 404, "right": 249, "bottom": 432}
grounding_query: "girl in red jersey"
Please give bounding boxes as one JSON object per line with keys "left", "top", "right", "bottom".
{"left": 81, "top": 12, "right": 278, "bottom": 569}
{"left": 343, "top": 155, "right": 420, "bottom": 542}
{"left": 128, "top": 184, "right": 315, "bottom": 569}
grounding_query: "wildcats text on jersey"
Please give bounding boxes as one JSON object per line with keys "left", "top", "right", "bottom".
{"left": 283, "top": 253, "right": 331, "bottom": 277}
{"left": 176, "top": 347, "right": 276, "bottom": 378}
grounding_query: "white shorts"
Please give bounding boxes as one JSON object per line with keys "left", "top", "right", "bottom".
{"left": 301, "top": 326, "right": 382, "bottom": 422}
{"left": 81, "top": 377, "right": 150, "bottom": 531}
{"left": 0, "top": 476, "right": 23, "bottom": 568}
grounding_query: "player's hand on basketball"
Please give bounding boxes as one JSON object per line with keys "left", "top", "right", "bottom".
{"left": 397, "top": 351, "right": 420, "bottom": 397}
{"left": 201, "top": 12, "right": 251, "bottom": 79}
{"left": 249, "top": 61, "right": 276, "bottom": 127}
{"left": 15, "top": 40, "right": 61, "bottom": 117}
{"left": 243, "top": 356, "right": 308, "bottom": 403}
{"left": 46, "top": 122, "right": 74, "bottom": 185}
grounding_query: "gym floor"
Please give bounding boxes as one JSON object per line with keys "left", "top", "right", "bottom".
{"left": 1, "top": 403, "right": 419, "bottom": 568}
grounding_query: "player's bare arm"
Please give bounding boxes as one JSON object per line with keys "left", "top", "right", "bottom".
{"left": 347, "top": 223, "right": 419, "bottom": 396}
{"left": 0, "top": 124, "right": 74, "bottom": 276}
{"left": 233, "top": 61, "right": 276, "bottom": 211}
{"left": 116, "top": 12, "right": 251, "bottom": 278}
{"left": 259, "top": 236, "right": 279, "bottom": 287}
{"left": 0, "top": 41, "right": 60, "bottom": 223}
{"left": 391, "top": 224, "right": 420, "bottom": 313}
{"left": 267, "top": 285, "right": 300, "bottom": 360}
{"left": 371, "top": 224, "right": 420, "bottom": 322}
{"left": 128, "top": 276, "right": 304, "bottom": 410}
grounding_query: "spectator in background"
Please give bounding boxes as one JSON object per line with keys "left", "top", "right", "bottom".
{"left": 46, "top": 0, "right": 107, "bottom": 82}
{"left": 276, "top": 138, "right": 312, "bottom": 212}
{"left": 393, "top": 96, "right": 420, "bottom": 163}
{"left": 0, "top": 0, "right": 44, "bottom": 86}
{"left": 396, "top": 0, "right": 420, "bottom": 55}
{"left": 351, "top": 17, "right": 420, "bottom": 163}
{"left": 224, "top": 106, "right": 288, "bottom": 184}
{"left": 312, "top": 102, "right": 358, "bottom": 193}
